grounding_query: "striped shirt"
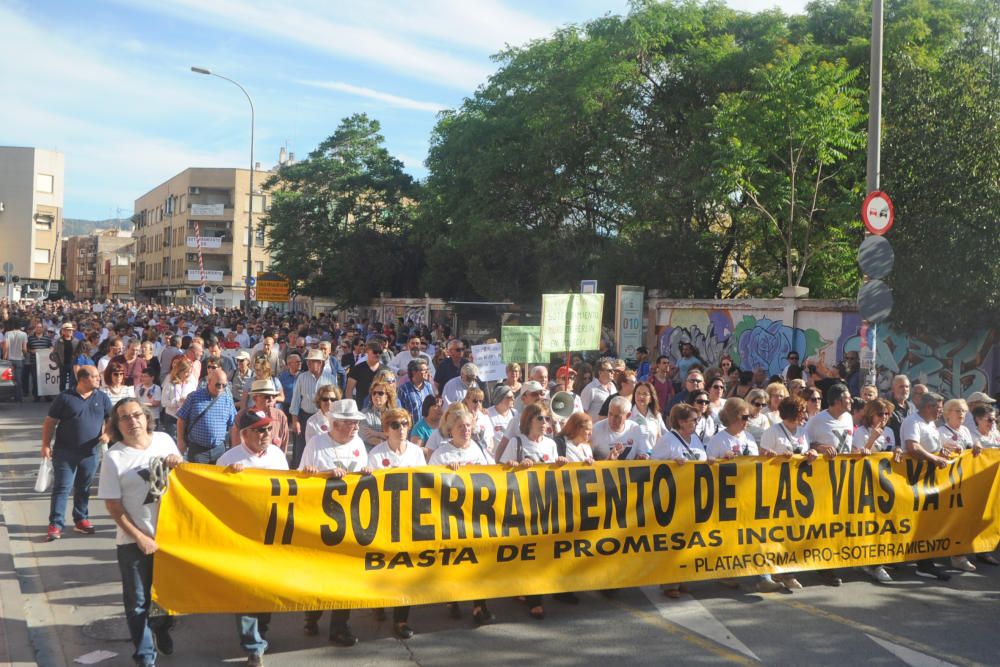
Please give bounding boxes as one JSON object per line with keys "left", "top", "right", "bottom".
{"left": 289, "top": 370, "right": 338, "bottom": 416}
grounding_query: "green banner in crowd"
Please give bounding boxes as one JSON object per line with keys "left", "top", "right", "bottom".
{"left": 539, "top": 293, "right": 604, "bottom": 353}
{"left": 500, "top": 326, "right": 546, "bottom": 363}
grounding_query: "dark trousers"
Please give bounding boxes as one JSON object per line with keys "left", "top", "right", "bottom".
{"left": 292, "top": 410, "right": 314, "bottom": 469}
{"left": 59, "top": 364, "right": 75, "bottom": 392}
{"left": 186, "top": 443, "right": 225, "bottom": 464}
{"left": 117, "top": 543, "right": 172, "bottom": 665}
{"left": 48, "top": 448, "right": 98, "bottom": 529}
{"left": 305, "top": 609, "right": 350, "bottom": 637}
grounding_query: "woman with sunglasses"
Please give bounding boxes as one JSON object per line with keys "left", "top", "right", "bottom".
{"left": 762, "top": 382, "right": 789, "bottom": 426}
{"left": 689, "top": 389, "right": 719, "bottom": 442}
{"left": 802, "top": 387, "right": 823, "bottom": 418}
{"left": 744, "top": 388, "right": 771, "bottom": 442}
{"left": 498, "top": 402, "right": 565, "bottom": 619}
{"left": 368, "top": 407, "right": 424, "bottom": 639}
{"left": 651, "top": 403, "right": 708, "bottom": 598}
{"left": 304, "top": 384, "right": 343, "bottom": 444}
{"left": 101, "top": 361, "right": 135, "bottom": 403}
{"left": 359, "top": 380, "right": 398, "bottom": 449}
{"left": 631, "top": 381, "right": 666, "bottom": 453}
{"left": 411, "top": 395, "right": 443, "bottom": 447}
{"left": 706, "top": 377, "right": 728, "bottom": 417}
{"left": 706, "top": 398, "right": 784, "bottom": 593}
{"left": 462, "top": 387, "right": 494, "bottom": 455}
{"left": 428, "top": 406, "right": 496, "bottom": 626}
{"left": 139, "top": 340, "right": 160, "bottom": 385}
{"left": 970, "top": 406, "right": 1000, "bottom": 566}
{"left": 581, "top": 360, "right": 616, "bottom": 418}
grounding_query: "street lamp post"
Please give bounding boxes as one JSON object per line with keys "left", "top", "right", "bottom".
{"left": 191, "top": 66, "right": 256, "bottom": 311}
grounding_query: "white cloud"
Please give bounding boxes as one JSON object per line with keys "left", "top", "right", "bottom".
{"left": 297, "top": 81, "right": 446, "bottom": 113}
{"left": 119, "top": 0, "right": 496, "bottom": 90}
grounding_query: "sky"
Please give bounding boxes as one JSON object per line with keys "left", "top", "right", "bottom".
{"left": 0, "top": 0, "right": 809, "bottom": 220}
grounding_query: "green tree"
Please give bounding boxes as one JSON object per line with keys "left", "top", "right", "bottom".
{"left": 712, "top": 45, "right": 866, "bottom": 295}
{"left": 262, "top": 114, "right": 423, "bottom": 305}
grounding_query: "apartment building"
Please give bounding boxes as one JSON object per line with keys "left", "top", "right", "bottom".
{"left": 0, "top": 146, "right": 64, "bottom": 286}
{"left": 64, "top": 229, "right": 135, "bottom": 300}
{"left": 133, "top": 167, "right": 272, "bottom": 306}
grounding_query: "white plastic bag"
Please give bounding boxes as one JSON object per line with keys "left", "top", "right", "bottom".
{"left": 34, "top": 457, "right": 53, "bottom": 493}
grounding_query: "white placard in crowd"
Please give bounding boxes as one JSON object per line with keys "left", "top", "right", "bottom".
{"left": 34, "top": 350, "right": 60, "bottom": 396}
{"left": 471, "top": 343, "right": 504, "bottom": 382}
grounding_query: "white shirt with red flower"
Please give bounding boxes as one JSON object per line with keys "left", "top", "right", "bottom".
{"left": 498, "top": 434, "right": 559, "bottom": 465}
{"left": 298, "top": 433, "right": 367, "bottom": 472}
{"left": 368, "top": 440, "right": 427, "bottom": 470}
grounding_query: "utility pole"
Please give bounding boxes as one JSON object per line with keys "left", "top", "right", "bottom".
{"left": 863, "top": 0, "right": 885, "bottom": 387}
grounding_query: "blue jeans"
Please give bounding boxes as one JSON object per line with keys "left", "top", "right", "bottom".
{"left": 48, "top": 448, "right": 98, "bottom": 529}
{"left": 10, "top": 359, "right": 24, "bottom": 401}
{"left": 117, "top": 543, "right": 172, "bottom": 665}
{"left": 237, "top": 613, "right": 271, "bottom": 655}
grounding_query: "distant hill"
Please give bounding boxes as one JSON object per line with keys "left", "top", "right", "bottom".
{"left": 63, "top": 217, "right": 134, "bottom": 237}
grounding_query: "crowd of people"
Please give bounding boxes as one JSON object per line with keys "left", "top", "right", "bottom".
{"left": 3, "top": 299, "right": 998, "bottom": 667}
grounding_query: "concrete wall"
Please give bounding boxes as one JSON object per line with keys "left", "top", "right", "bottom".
{"left": 647, "top": 297, "right": 998, "bottom": 399}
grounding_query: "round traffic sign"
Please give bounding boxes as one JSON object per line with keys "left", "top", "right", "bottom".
{"left": 862, "top": 191, "right": 894, "bottom": 235}
{"left": 858, "top": 235, "right": 894, "bottom": 279}
{"left": 858, "top": 279, "right": 893, "bottom": 323}
{"left": 247, "top": 277, "right": 257, "bottom": 287}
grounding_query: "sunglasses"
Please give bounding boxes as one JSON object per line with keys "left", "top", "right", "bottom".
{"left": 112, "top": 371, "right": 125, "bottom": 376}
{"left": 318, "top": 397, "right": 335, "bottom": 403}
{"left": 711, "top": 384, "right": 725, "bottom": 390}
{"left": 387, "top": 421, "right": 410, "bottom": 430}
{"left": 371, "top": 391, "right": 387, "bottom": 397}
{"left": 740, "top": 414, "right": 751, "bottom": 421}
{"left": 534, "top": 415, "right": 548, "bottom": 422}
{"left": 253, "top": 426, "right": 272, "bottom": 435}
{"left": 694, "top": 399, "right": 710, "bottom": 405}
{"left": 751, "top": 402, "right": 766, "bottom": 408}
{"left": 809, "top": 397, "right": 822, "bottom": 402}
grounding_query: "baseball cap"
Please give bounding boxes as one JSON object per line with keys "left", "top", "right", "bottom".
{"left": 238, "top": 410, "right": 272, "bottom": 431}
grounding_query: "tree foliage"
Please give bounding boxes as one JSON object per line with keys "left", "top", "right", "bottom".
{"left": 261, "top": 114, "right": 424, "bottom": 306}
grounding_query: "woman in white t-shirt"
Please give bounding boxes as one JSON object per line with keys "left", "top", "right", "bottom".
{"left": 424, "top": 402, "right": 472, "bottom": 458}
{"left": 631, "top": 381, "right": 667, "bottom": 453}
{"left": 707, "top": 398, "right": 784, "bottom": 593}
{"left": 367, "top": 407, "right": 423, "bottom": 639}
{"left": 706, "top": 377, "right": 728, "bottom": 417}
{"left": 487, "top": 385, "right": 517, "bottom": 443}
{"left": 706, "top": 398, "right": 763, "bottom": 460}
{"left": 427, "top": 408, "right": 496, "bottom": 626}
{"left": 651, "top": 403, "right": 707, "bottom": 598}
{"left": 744, "top": 389, "right": 771, "bottom": 443}
{"left": 762, "top": 382, "right": 790, "bottom": 426}
{"left": 761, "top": 396, "right": 816, "bottom": 459}
{"left": 580, "top": 361, "right": 616, "bottom": 418}
{"left": 462, "top": 387, "right": 495, "bottom": 456}
{"left": 305, "top": 384, "right": 343, "bottom": 444}
{"left": 652, "top": 403, "right": 707, "bottom": 464}
{"left": 690, "top": 389, "right": 719, "bottom": 442}
{"left": 97, "top": 399, "right": 182, "bottom": 667}
{"left": 136, "top": 368, "right": 162, "bottom": 425}
{"left": 852, "top": 398, "right": 899, "bottom": 454}
{"left": 556, "top": 412, "right": 595, "bottom": 463}
{"left": 938, "top": 399, "right": 974, "bottom": 453}
{"left": 101, "top": 361, "right": 136, "bottom": 403}
{"left": 498, "top": 402, "right": 565, "bottom": 619}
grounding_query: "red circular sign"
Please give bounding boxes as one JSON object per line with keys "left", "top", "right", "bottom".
{"left": 861, "top": 191, "right": 894, "bottom": 235}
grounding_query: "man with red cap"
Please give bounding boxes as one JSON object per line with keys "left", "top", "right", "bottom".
{"left": 217, "top": 410, "right": 289, "bottom": 666}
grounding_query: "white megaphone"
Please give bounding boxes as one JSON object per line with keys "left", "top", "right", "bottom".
{"left": 548, "top": 391, "right": 576, "bottom": 419}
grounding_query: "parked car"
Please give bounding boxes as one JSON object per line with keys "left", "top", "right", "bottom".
{"left": 0, "top": 360, "right": 16, "bottom": 402}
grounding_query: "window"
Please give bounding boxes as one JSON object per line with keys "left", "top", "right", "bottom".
{"left": 164, "top": 227, "right": 172, "bottom": 247}
{"left": 34, "top": 214, "right": 53, "bottom": 230}
{"left": 36, "top": 174, "right": 54, "bottom": 193}
{"left": 117, "top": 275, "right": 129, "bottom": 286}
{"left": 255, "top": 226, "right": 265, "bottom": 246}
{"left": 248, "top": 194, "right": 266, "bottom": 212}
{"left": 254, "top": 261, "right": 263, "bottom": 274}
{"left": 34, "top": 248, "right": 50, "bottom": 264}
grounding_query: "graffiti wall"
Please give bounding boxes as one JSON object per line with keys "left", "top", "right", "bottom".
{"left": 653, "top": 302, "right": 999, "bottom": 399}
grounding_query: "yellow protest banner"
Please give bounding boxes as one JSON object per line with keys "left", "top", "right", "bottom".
{"left": 152, "top": 452, "right": 1000, "bottom": 614}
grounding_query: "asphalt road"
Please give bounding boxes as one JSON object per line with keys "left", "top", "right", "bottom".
{"left": 1, "top": 399, "right": 998, "bottom": 667}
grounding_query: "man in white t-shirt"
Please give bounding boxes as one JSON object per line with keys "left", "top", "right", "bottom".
{"left": 899, "top": 392, "right": 952, "bottom": 581}
{"left": 590, "top": 396, "right": 648, "bottom": 460}
{"left": 581, "top": 360, "right": 616, "bottom": 419}
{"left": 804, "top": 384, "right": 855, "bottom": 456}
{"left": 441, "top": 363, "right": 488, "bottom": 407}
{"left": 217, "top": 409, "right": 289, "bottom": 665}
{"left": 389, "top": 335, "right": 435, "bottom": 383}
{"left": 97, "top": 399, "right": 182, "bottom": 666}
{"left": 803, "top": 383, "right": 854, "bottom": 587}
{"left": 297, "top": 399, "right": 369, "bottom": 646}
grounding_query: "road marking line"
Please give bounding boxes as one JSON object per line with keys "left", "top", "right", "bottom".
{"left": 638, "top": 586, "right": 760, "bottom": 661}
{"left": 598, "top": 592, "right": 759, "bottom": 665}
{"left": 773, "top": 598, "right": 987, "bottom": 667}
{"left": 866, "top": 634, "right": 959, "bottom": 667}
